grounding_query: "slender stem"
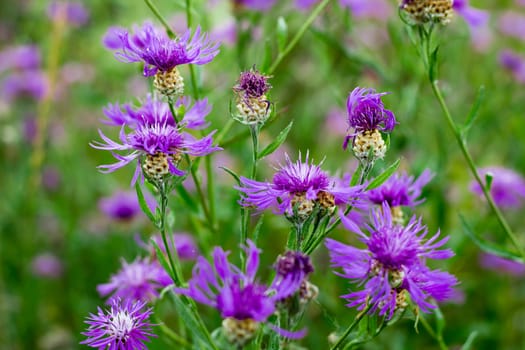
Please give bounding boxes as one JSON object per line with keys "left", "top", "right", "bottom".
{"left": 250, "top": 125, "right": 259, "bottom": 179}
{"left": 418, "top": 314, "right": 448, "bottom": 350}
{"left": 268, "top": 0, "right": 334, "bottom": 74}
{"left": 155, "top": 316, "right": 192, "bottom": 348}
{"left": 29, "top": 9, "right": 66, "bottom": 189}
{"left": 144, "top": 0, "right": 175, "bottom": 37}
{"left": 159, "top": 182, "right": 183, "bottom": 285}
{"left": 185, "top": 0, "right": 192, "bottom": 28}
{"left": 330, "top": 305, "right": 372, "bottom": 350}
{"left": 430, "top": 80, "right": 525, "bottom": 259}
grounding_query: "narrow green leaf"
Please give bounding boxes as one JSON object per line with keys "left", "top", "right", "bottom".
{"left": 434, "top": 305, "right": 445, "bottom": 336}
{"left": 460, "top": 331, "right": 479, "bottom": 350}
{"left": 260, "top": 39, "right": 273, "bottom": 73}
{"left": 350, "top": 163, "right": 363, "bottom": 186}
{"left": 429, "top": 46, "right": 439, "bottom": 82}
{"left": 461, "top": 85, "right": 485, "bottom": 139}
{"left": 170, "top": 293, "right": 216, "bottom": 350}
{"left": 484, "top": 173, "right": 493, "bottom": 191}
{"left": 365, "top": 159, "right": 401, "bottom": 190}
{"left": 258, "top": 121, "right": 294, "bottom": 159}
{"left": 175, "top": 184, "right": 199, "bottom": 212}
{"left": 151, "top": 239, "right": 177, "bottom": 282}
{"left": 276, "top": 17, "right": 288, "bottom": 53}
{"left": 460, "top": 215, "right": 524, "bottom": 263}
{"left": 220, "top": 166, "right": 242, "bottom": 186}
{"left": 135, "top": 183, "right": 156, "bottom": 223}
{"left": 252, "top": 214, "right": 265, "bottom": 246}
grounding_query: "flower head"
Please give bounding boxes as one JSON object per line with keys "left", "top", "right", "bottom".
{"left": 470, "top": 166, "right": 525, "bottom": 209}
{"left": 47, "top": 1, "right": 90, "bottom": 26}
{"left": 147, "top": 232, "right": 199, "bottom": 261}
{"left": 175, "top": 240, "right": 305, "bottom": 344}
{"left": 81, "top": 298, "right": 156, "bottom": 350}
{"left": 31, "top": 253, "right": 63, "bottom": 279}
{"left": 0, "top": 45, "right": 41, "bottom": 73}
{"left": 326, "top": 204, "right": 457, "bottom": 319}
{"left": 367, "top": 169, "right": 433, "bottom": 208}
{"left": 237, "top": 153, "right": 362, "bottom": 218}
{"left": 91, "top": 97, "right": 220, "bottom": 183}
{"left": 400, "top": 0, "right": 454, "bottom": 25}
{"left": 97, "top": 258, "right": 173, "bottom": 303}
{"left": 234, "top": 69, "right": 271, "bottom": 99}
{"left": 233, "top": 68, "right": 272, "bottom": 125}
{"left": 105, "top": 22, "right": 219, "bottom": 77}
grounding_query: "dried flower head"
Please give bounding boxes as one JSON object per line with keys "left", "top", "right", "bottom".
{"left": 400, "top": 0, "right": 454, "bottom": 25}
{"left": 81, "top": 298, "right": 156, "bottom": 350}
{"left": 233, "top": 68, "right": 272, "bottom": 125}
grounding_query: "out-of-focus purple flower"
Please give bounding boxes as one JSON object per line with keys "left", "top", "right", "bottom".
{"left": 294, "top": 0, "right": 318, "bottom": 10}
{"left": 327, "top": 203, "right": 457, "bottom": 319}
{"left": 499, "top": 49, "right": 525, "bottom": 83}
{"left": 210, "top": 19, "right": 237, "bottom": 47}
{"left": 339, "top": 0, "right": 393, "bottom": 20}
{"left": 498, "top": 12, "right": 525, "bottom": 41}
{"left": 104, "top": 22, "right": 219, "bottom": 77}
{"left": 97, "top": 258, "right": 173, "bottom": 302}
{"left": 47, "top": 1, "right": 89, "bottom": 26}
{"left": 42, "top": 166, "right": 62, "bottom": 191}
{"left": 367, "top": 169, "right": 434, "bottom": 208}
{"left": 175, "top": 240, "right": 305, "bottom": 344}
{"left": 91, "top": 96, "right": 220, "bottom": 183}
{"left": 147, "top": 232, "right": 199, "bottom": 261}
{"left": 237, "top": 153, "right": 362, "bottom": 218}
{"left": 453, "top": 0, "right": 489, "bottom": 29}
{"left": 1, "top": 70, "right": 48, "bottom": 102}
{"left": 275, "top": 251, "right": 314, "bottom": 286}
{"left": 479, "top": 253, "right": 525, "bottom": 276}
{"left": 0, "top": 45, "right": 41, "bottom": 73}
{"left": 81, "top": 298, "right": 156, "bottom": 350}
{"left": 470, "top": 166, "right": 525, "bottom": 209}
{"left": 234, "top": 0, "right": 277, "bottom": 11}
{"left": 31, "top": 253, "right": 63, "bottom": 279}
{"left": 324, "top": 108, "right": 348, "bottom": 137}
{"left": 98, "top": 190, "right": 156, "bottom": 221}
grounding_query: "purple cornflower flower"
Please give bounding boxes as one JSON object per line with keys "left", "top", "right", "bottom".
{"left": 479, "top": 253, "right": 525, "bottom": 276}
{"left": 0, "top": 45, "right": 41, "bottom": 73}
{"left": 233, "top": 68, "right": 272, "bottom": 125}
{"left": 146, "top": 232, "right": 199, "bottom": 261}
{"left": 81, "top": 298, "right": 156, "bottom": 350}
{"left": 31, "top": 253, "right": 63, "bottom": 279}
{"left": 1, "top": 70, "right": 48, "bottom": 102}
{"left": 105, "top": 22, "right": 219, "bottom": 76}
{"left": 47, "top": 1, "right": 89, "bottom": 26}
{"left": 500, "top": 49, "right": 525, "bottom": 84}
{"left": 453, "top": 0, "right": 489, "bottom": 29}
{"left": 234, "top": 69, "right": 271, "bottom": 99}
{"left": 97, "top": 258, "right": 173, "bottom": 303}
{"left": 237, "top": 153, "right": 362, "bottom": 218}
{"left": 470, "top": 166, "right": 525, "bottom": 209}
{"left": 175, "top": 240, "right": 305, "bottom": 345}
{"left": 326, "top": 204, "right": 457, "bottom": 319}
{"left": 344, "top": 87, "right": 396, "bottom": 163}
{"left": 91, "top": 97, "right": 220, "bottom": 183}
{"left": 98, "top": 190, "right": 156, "bottom": 221}
{"left": 367, "top": 169, "right": 434, "bottom": 208}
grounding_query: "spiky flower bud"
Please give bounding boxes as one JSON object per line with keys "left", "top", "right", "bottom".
{"left": 233, "top": 68, "right": 272, "bottom": 125}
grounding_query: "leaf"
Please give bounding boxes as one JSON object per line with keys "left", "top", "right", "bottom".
{"left": 460, "top": 215, "right": 524, "bottom": 263}
{"left": 484, "top": 173, "right": 493, "bottom": 191}
{"left": 252, "top": 214, "right": 265, "bottom": 246}
{"left": 151, "top": 239, "right": 177, "bottom": 283}
{"left": 175, "top": 184, "right": 198, "bottom": 212}
{"left": 135, "top": 183, "right": 156, "bottom": 223}
{"left": 434, "top": 305, "right": 445, "bottom": 336}
{"left": 365, "top": 159, "right": 400, "bottom": 190}
{"left": 276, "top": 17, "right": 288, "bottom": 53}
{"left": 220, "top": 166, "right": 242, "bottom": 186}
{"left": 460, "top": 331, "right": 479, "bottom": 350}
{"left": 261, "top": 39, "right": 273, "bottom": 74}
{"left": 428, "top": 46, "right": 439, "bottom": 82}
{"left": 350, "top": 163, "right": 363, "bottom": 186}
{"left": 170, "top": 293, "right": 217, "bottom": 350}
{"left": 461, "top": 85, "right": 485, "bottom": 140}
{"left": 258, "top": 121, "right": 294, "bottom": 159}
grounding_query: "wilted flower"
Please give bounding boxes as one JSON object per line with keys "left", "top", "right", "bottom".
{"left": 104, "top": 22, "right": 219, "bottom": 97}
{"left": 326, "top": 203, "right": 457, "bottom": 319}
{"left": 175, "top": 240, "right": 305, "bottom": 346}
{"left": 344, "top": 87, "right": 396, "bottom": 164}
{"left": 399, "top": 0, "right": 454, "bottom": 25}
{"left": 91, "top": 96, "right": 220, "bottom": 184}
{"left": 97, "top": 258, "right": 173, "bottom": 302}
{"left": 98, "top": 190, "right": 156, "bottom": 221}
{"left": 366, "top": 169, "right": 434, "bottom": 224}
{"left": 81, "top": 298, "right": 156, "bottom": 350}
{"left": 237, "top": 153, "right": 362, "bottom": 220}
{"left": 470, "top": 166, "right": 525, "bottom": 209}
{"left": 233, "top": 68, "right": 272, "bottom": 125}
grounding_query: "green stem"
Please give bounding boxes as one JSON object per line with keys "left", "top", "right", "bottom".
{"left": 330, "top": 305, "right": 372, "bottom": 350}
{"left": 185, "top": 0, "right": 192, "bottom": 28}
{"left": 418, "top": 313, "right": 448, "bottom": 350}
{"left": 250, "top": 125, "right": 259, "bottom": 179}
{"left": 155, "top": 316, "right": 192, "bottom": 348}
{"left": 159, "top": 182, "right": 183, "bottom": 285}
{"left": 430, "top": 80, "right": 525, "bottom": 259}
{"left": 268, "top": 0, "right": 334, "bottom": 74}
{"left": 144, "top": 0, "right": 175, "bottom": 37}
